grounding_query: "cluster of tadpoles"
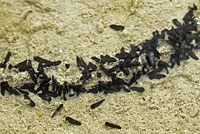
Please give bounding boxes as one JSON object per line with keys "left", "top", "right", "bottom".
{"left": 0, "top": 4, "right": 200, "bottom": 129}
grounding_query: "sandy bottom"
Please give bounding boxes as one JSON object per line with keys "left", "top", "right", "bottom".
{"left": 0, "top": 0, "right": 200, "bottom": 133}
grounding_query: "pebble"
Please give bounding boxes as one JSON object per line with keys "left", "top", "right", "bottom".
{"left": 195, "top": 90, "right": 199, "bottom": 95}
{"left": 59, "top": 48, "right": 63, "bottom": 53}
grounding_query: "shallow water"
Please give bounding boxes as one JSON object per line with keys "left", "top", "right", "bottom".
{"left": 0, "top": 0, "right": 200, "bottom": 133}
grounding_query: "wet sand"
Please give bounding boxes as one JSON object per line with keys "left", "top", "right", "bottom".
{"left": 0, "top": 0, "right": 200, "bottom": 133}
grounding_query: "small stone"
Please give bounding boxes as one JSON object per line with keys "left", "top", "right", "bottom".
{"left": 59, "top": 48, "right": 63, "bottom": 53}
{"left": 195, "top": 90, "right": 199, "bottom": 95}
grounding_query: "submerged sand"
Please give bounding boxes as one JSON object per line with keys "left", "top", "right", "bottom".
{"left": 0, "top": 0, "right": 200, "bottom": 133}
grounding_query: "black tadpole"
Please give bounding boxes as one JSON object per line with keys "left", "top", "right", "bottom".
{"left": 66, "top": 117, "right": 81, "bottom": 125}
{"left": 0, "top": 52, "right": 11, "bottom": 69}
{"left": 24, "top": 95, "right": 36, "bottom": 107}
{"left": 65, "top": 64, "right": 70, "bottom": 69}
{"left": 90, "top": 99, "right": 105, "bottom": 109}
{"left": 110, "top": 24, "right": 124, "bottom": 31}
{"left": 149, "top": 74, "right": 166, "bottom": 80}
{"left": 105, "top": 122, "right": 121, "bottom": 129}
{"left": 130, "top": 87, "right": 145, "bottom": 92}
{"left": 51, "top": 104, "right": 63, "bottom": 118}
